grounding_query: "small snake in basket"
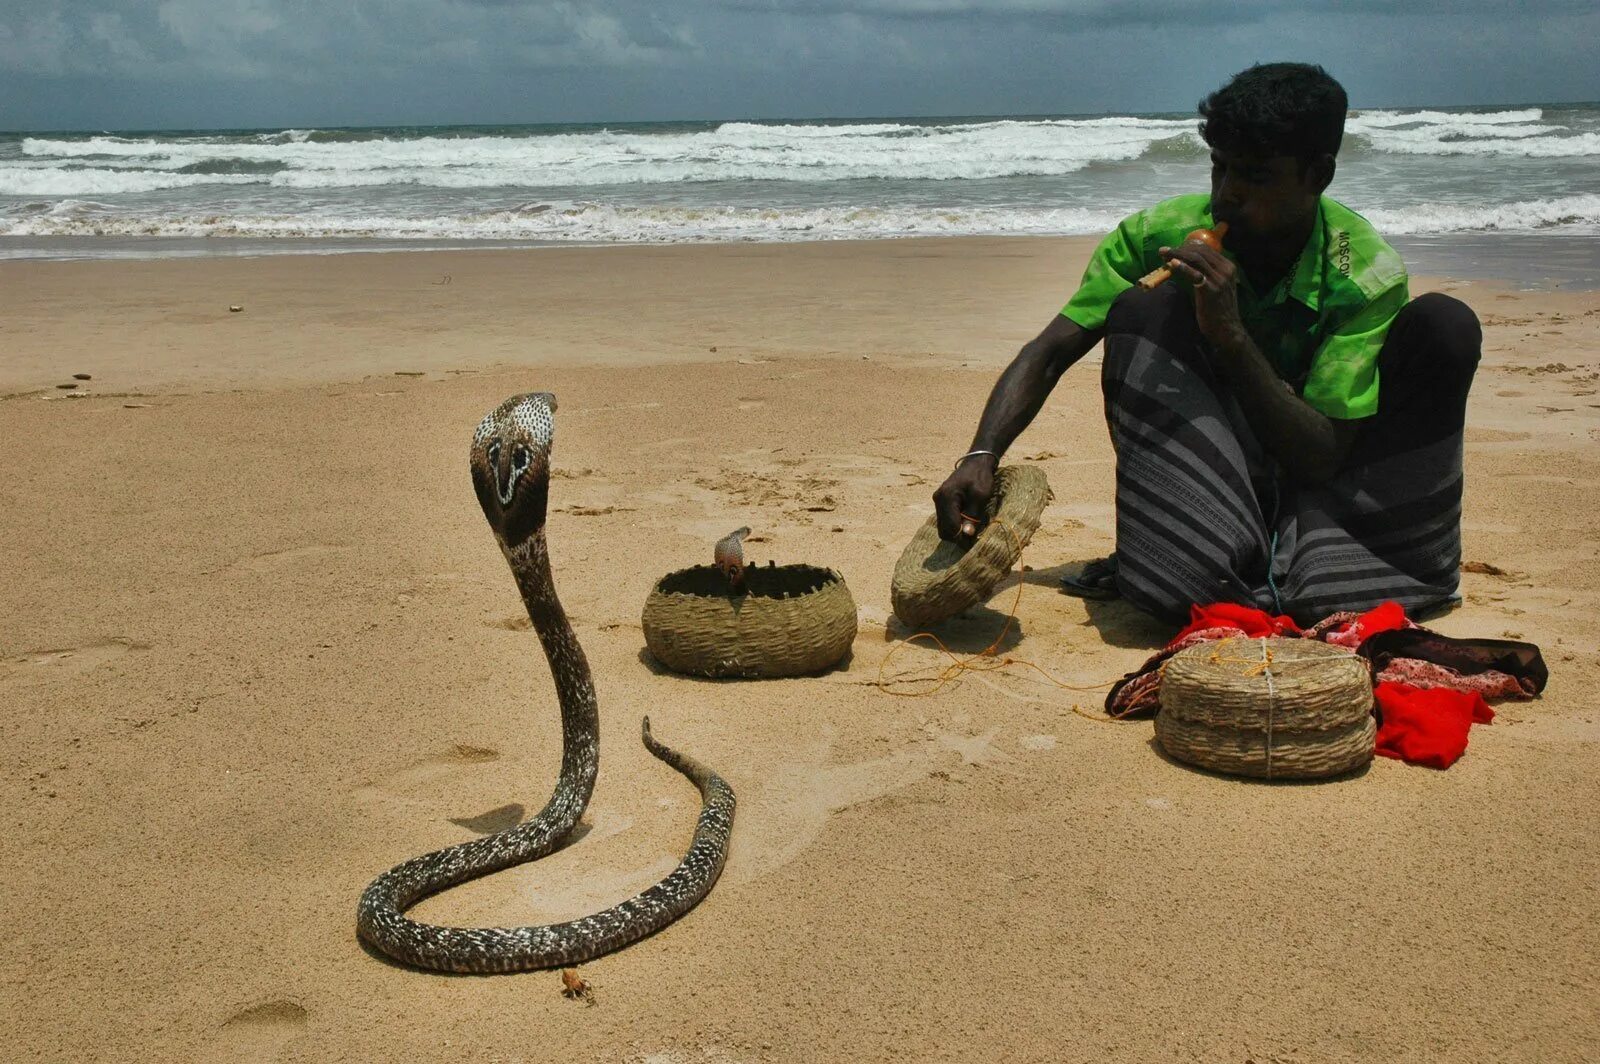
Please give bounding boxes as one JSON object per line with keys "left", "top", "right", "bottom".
{"left": 714, "top": 526, "right": 752, "bottom": 593}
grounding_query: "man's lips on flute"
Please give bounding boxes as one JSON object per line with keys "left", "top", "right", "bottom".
{"left": 1208, "top": 206, "right": 1241, "bottom": 242}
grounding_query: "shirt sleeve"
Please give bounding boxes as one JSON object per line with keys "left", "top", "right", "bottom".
{"left": 1061, "top": 211, "right": 1149, "bottom": 331}
{"left": 1301, "top": 277, "right": 1409, "bottom": 420}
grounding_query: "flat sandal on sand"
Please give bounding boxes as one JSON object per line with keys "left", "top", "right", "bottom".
{"left": 1060, "top": 555, "right": 1120, "bottom": 600}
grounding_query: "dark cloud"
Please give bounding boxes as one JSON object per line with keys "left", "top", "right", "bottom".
{"left": 0, "top": 0, "right": 1594, "bottom": 129}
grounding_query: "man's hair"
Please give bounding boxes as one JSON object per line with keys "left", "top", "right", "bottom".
{"left": 1197, "top": 63, "right": 1348, "bottom": 164}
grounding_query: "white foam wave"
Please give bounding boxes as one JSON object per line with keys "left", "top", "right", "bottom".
{"left": 11, "top": 110, "right": 1588, "bottom": 199}
{"left": 1364, "top": 194, "right": 1600, "bottom": 234}
{"left": 4, "top": 194, "right": 1596, "bottom": 243}
{"left": 1351, "top": 108, "right": 1544, "bottom": 127}
{"left": 1353, "top": 124, "right": 1598, "bottom": 157}
{"left": 0, "top": 201, "right": 1132, "bottom": 241}
{"left": 0, "top": 169, "right": 259, "bottom": 195}
{"left": 1346, "top": 108, "right": 1597, "bottom": 157}
{"left": 15, "top": 118, "right": 1203, "bottom": 188}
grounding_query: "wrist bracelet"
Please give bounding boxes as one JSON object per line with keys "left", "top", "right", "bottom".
{"left": 954, "top": 449, "right": 999, "bottom": 470}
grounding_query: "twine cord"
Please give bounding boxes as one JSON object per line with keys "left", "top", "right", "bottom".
{"left": 880, "top": 512, "right": 1319, "bottom": 737}
{"left": 876, "top": 514, "right": 1117, "bottom": 715}
{"left": 1260, "top": 636, "right": 1276, "bottom": 781}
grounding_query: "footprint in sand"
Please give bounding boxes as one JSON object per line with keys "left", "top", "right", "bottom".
{"left": 1, "top": 638, "right": 147, "bottom": 682}
{"left": 353, "top": 743, "right": 502, "bottom": 812}
{"left": 207, "top": 1000, "right": 306, "bottom": 1064}
{"left": 210, "top": 543, "right": 347, "bottom": 577}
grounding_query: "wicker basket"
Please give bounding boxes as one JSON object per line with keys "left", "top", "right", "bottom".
{"left": 1155, "top": 636, "right": 1375, "bottom": 780}
{"left": 642, "top": 564, "right": 858, "bottom": 678}
{"left": 890, "top": 465, "right": 1052, "bottom": 629}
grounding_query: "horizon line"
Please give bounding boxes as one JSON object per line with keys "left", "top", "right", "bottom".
{"left": 5, "top": 99, "right": 1597, "bottom": 137}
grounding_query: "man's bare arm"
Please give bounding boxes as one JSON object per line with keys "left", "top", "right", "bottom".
{"left": 1160, "top": 240, "right": 1361, "bottom": 483}
{"left": 965, "top": 313, "right": 1101, "bottom": 457}
{"left": 932, "top": 314, "right": 1101, "bottom": 539}
{"left": 1207, "top": 331, "right": 1362, "bottom": 483}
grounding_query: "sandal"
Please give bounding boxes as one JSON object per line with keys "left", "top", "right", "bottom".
{"left": 1060, "top": 555, "right": 1121, "bottom": 600}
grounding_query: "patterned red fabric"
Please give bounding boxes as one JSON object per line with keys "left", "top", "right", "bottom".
{"left": 1306, "top": 601, "right": 1413, "bottom": 648}
{"left": 1373, "top": 682, "right": 1494, "bottom": 769}
{"left": 1375, "top": 658, "right": 1526, "bottom": 699}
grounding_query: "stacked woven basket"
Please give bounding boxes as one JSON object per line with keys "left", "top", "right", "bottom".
{"left": 1155, "top": 636, "right": 1375, "bottom": 780}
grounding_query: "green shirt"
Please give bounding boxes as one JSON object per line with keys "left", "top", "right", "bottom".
{"left": 1061, "top": 194, "right": 1408, "bottom": 419}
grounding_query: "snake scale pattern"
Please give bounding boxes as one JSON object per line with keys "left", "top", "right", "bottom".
{"left": 356, "top": 392, "right": 736, "bottom": 974}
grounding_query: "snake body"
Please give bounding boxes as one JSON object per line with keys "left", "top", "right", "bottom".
{"left": 356, "top": 392, "right": 736, "bottom": 974}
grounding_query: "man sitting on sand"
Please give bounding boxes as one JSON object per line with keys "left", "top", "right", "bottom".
{"left": 933, "top": 62, "right": 1481, "bottom": 626}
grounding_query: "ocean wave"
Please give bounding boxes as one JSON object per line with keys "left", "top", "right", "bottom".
{"left": 0, "top": 201, "right": 1132, "bottom": 241}
{"left": 1364, "top": 194, "right": 1600, "bottom": 233}
{"left": 12, "top": 110, "right": 1588, "bottom": 197}
{"left": 1354, "top": 130, "right": 1600, "bottom": 157}
{"left": 10, "top": 119, "right": 1206, "bottom": 188}
{"left": 0, "top": 169, "right": 260, "bottom": 195}
{"left": 4, "top": 194, "right": 1596, "bottom": 242}
{"left": 1350, "top": 108, "right": 1545, "bottom": 128}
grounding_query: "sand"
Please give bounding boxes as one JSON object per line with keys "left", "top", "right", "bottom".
{"left": 2, "top": 237, "right": 1597, "bottom": 1063}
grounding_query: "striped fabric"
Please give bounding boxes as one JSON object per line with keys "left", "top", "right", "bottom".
{"left": 1099, "top": 285, "right": 1479, "bottom": 626}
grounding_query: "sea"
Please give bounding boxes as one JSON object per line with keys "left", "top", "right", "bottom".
{"left": 3, "top": 104, "right": 1598, "bottom": 281}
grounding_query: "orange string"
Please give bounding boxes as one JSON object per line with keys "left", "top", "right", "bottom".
{"left": 876, "top": 515, "right": 1122, "bottom": 718}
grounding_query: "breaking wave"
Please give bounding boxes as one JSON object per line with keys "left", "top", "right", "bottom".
{"left": 5, "top": 195, "right": 1596, "bottom": 243}
{"left": 3, "top": 107, "right": 1596, "bottom": 249}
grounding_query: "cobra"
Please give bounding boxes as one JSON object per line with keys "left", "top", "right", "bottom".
{"left": 356, "top": 392, "right": 736, "bottom": 973}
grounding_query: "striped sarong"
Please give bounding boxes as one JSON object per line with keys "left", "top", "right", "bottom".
{"left": 1100, "top": 284, "right": 1480, "bottom": 626}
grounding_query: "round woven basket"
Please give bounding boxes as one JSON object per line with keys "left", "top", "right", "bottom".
{"left": 642, "top": 564, "right": 858, "bottom": 679}
{"left": 890, "top": 464, "right": 1052, "bottom": 629}
{"left": 1155, "top": 636, "right": 1375, "bottom": 780}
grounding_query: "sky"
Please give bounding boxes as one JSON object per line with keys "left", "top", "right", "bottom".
{"left": 2, "top": 0, "right": 1597, "bottom": 131}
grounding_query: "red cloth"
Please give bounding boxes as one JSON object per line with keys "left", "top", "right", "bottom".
{"left": 1316, "top": 601, "right": 1411, "bottom": 648}
{"left": 1373, "top": 682, "right": 1494, "bottom": 770}
{"left": 1171, "top": 602, "right": 1301, "bottom": 643}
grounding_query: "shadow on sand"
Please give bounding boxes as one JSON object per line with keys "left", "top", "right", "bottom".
{"left": 882, "top": 602, "right": 1025, "bottom": 656}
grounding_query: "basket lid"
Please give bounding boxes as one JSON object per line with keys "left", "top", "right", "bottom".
{"left": 889, "top": 464, "right": 1051, "bottom": 628}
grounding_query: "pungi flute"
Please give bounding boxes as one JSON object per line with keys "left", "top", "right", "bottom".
{"left": 1136, "top": 221, "right": 1229, "bottom": 289}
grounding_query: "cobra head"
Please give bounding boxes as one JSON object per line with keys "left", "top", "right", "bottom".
{"left": 470, "top": 392, "right": 557, "bottom": 547}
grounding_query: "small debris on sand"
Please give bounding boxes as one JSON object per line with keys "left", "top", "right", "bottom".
{"left": 1463, "top": 560, "right": 1525, "bottom": 580}
{"left": 560, "top": 968, "right": 595, "bottom": 1005}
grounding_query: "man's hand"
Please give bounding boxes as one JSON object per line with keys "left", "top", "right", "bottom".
{"left": 1158, "top": 240, "right": 1248, "bottom": 350}
{"left": 933, "top": 454, "right": 997, "bottom": 541}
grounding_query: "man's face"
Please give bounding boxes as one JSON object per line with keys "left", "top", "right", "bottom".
{"left": 1207, "top": 146, "right": 1324, "bottom": 250}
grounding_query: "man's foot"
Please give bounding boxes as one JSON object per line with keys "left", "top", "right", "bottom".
{"left": 1060, "top": 555, "right": 1120, "bottom": 600}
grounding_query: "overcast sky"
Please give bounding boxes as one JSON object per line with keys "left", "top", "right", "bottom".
{"left": 2, "top": 1, "right": 1597, "bottom": 131}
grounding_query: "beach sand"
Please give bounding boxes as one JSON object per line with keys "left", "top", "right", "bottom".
{"left": 3, "top": 238, "right": 1597, "bottom": 1063}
